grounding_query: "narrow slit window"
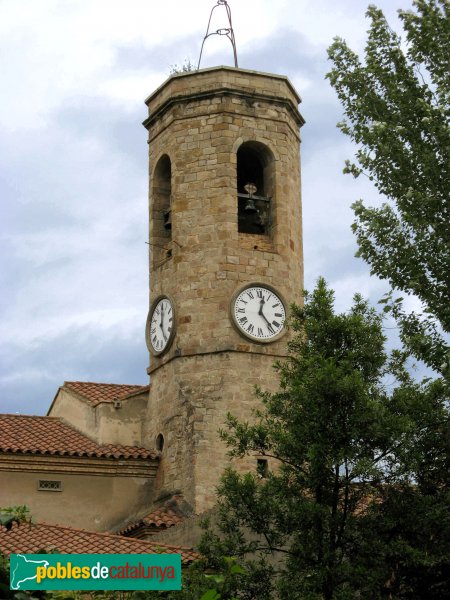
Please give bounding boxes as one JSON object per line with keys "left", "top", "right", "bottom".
{"left": 156, "top": 433, "right": 165, "bottom": 452}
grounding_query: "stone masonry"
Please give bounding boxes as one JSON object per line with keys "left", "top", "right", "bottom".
{"left": 143, "top": 67, "right": 305, "bottom": 514}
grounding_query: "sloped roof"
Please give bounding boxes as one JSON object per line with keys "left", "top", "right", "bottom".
{"left": 0, "top": 414, "right": 157, "bottom": 460}
{"left": 119, "top": 496, "right": 188, "bottom": 536}
{"left": 0, "top": 522, "right": 198, "bottom": 565}
{"left": 62, "top": 381, "right": 149, "bottom": 407}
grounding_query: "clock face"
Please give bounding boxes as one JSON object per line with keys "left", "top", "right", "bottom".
{"left": 232, "top": 284, "right": 286, "bottom": 342}
{"left": 146, "top": 296, "right": 175, "bottom": 355}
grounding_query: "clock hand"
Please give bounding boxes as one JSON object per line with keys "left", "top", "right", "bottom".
{"left": 258, "top": 297, "right": 265, "bottom": 314}
{"left": 159, "top": 307, "right": 168, "bottom": 342}
{"left": 258, "top": 298, "right": 272, "bottom": 328}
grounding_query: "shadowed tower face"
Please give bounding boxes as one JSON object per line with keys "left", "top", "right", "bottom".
{"left": 143, "top": 66, "right": 304, "bottom": 513}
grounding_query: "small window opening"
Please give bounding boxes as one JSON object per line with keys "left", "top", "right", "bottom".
{"left": 156, "top": 433, "right": 165, "bottom": 452}
{"left": 257, "top": 458, "right": 268, "bottom": 478}
{"left": 38, "top": 480, "right": 62, "bottom": 492}
{"left": 237, "top": 143, "right": 273, "bottom": 235}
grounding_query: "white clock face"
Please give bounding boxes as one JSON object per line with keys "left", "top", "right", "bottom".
{"left": 146, "top": 297, "right": 175, "bottom": 355}
{"left": 232, "top": 285, "right": 286, "bottom": 342}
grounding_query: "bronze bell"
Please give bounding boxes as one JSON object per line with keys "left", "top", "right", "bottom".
{"left": 244, "top": 198, "right": 257, "bottom": 213}
{"left": 244, "top": 182, "right": 258, "bottom": 213}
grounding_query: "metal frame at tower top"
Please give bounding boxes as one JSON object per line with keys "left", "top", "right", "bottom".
{"left": 197, "top": 0, "right": 238, "bottom": 70}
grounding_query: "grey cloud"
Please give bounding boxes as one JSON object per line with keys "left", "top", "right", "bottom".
{"left": 114, "top": 34, "right": 201, "bottom": 73}
{"left": 53, "top": 97, "right": 147, "bottom": 170}
{"left": 0, "top": 18, "right": 390, "bottom": 418}
{"left": 239, "top": 29, "right": 324, "bottom": 78}
{"left": 303, "top": 242, "right": 372, "bottom": 302}
{"left": 112, "top": 26, "right": 344, "bottom": 154}
{"left": 0, "top": 90, "right": 150, "bottom": 415}
{"left": 0, "top": 326, "right": 149, "bottom": 415}
{"left": 237, "top": 29, "right": 344, "bottom": 152}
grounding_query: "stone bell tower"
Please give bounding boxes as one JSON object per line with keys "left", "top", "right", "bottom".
{"left": 143, "top": 67, "right": 304, "bottom": 514}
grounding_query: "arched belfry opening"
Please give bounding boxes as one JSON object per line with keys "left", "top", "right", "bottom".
{"left": 237, "top": 142, "right": 274, "bottom": 235}
{"left": 151, "top": 154, "right": 172, "bottom": 266}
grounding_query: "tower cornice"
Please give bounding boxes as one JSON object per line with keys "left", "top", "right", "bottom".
{"left": 144, "top": 65, "right": 302, "bottom": 105}
{"left": 143, "top": 66, "right": 305, "bottom": 131}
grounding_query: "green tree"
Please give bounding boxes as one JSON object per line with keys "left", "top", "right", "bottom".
{"left": 0, "top": 506, "right": 44, "bottom": 599}
{"left": 326, "top": 0, "right": 449, "bottom": 375}
{"left": 195, "top": 279, "right": 449, "bottom": 599}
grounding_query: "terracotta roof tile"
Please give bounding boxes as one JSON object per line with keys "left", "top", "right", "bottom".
{"left": 0, "top": 522, "right": 198, "bottom": 565}
{"left": 0, "top": 414, "right": 158, "bottom": 460}
{"left": 142, "top": 506, "right": 185, "bottom": 528}
{"left": 119, "top": 496, "right": 189, "bottom": 536}
{"left": 63, "top": 381, "right": 149, "bottom": 407}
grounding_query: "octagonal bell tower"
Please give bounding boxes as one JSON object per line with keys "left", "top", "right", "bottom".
{"left": 143, "top": 67, "right": 304, "bottom": 513}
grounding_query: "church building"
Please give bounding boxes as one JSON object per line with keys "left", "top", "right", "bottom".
{"left": 0, "top": 65, "right": 304, "bottom": 552}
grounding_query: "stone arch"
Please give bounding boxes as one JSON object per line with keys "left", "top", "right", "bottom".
{"left": 235, "top": 140, "right": 276, "bottom": 235}
{"left": 232, "top": 136, "right": 280, "bottom": 161}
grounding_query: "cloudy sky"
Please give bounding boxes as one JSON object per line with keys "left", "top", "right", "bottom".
{"left": 1, "top": 0, "right": 412, "bottom": 415}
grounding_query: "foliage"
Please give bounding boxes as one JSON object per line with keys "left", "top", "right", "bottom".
{"left": 326, "top": 0, "right": 450, "bottom": 374}
{"left": 169, "top": 59, "right": 197, "bottom": 75}
{"left": 114, "top": 555, "right": 247, "bottom": 599}
{"left": 195, "top": 279, "right": 449, "bottom": 599}
{"left": 0, "top": 502, "right": 223, "bottom": 600}
{"left": 0, "top": 506, "right": 32, "bottom": 530}
{"left": 1, "top": 507, "right": 34, "bottom": 598}
{"left": 45, "top": 593, "right": 131, "bottom": 599}
{"left": 1, "top": 552, "right": 44, "bottom": 600}
{"left": 40, "top": 557, "right": 244, "bottom": 599}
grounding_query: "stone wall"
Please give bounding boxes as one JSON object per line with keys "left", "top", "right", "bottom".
{"left": 0, "top": 457, "right": 155, "bottom": 532}
{"left": 150, "top": 507, "right": 218, "bottom": 549}
{"left": 145, "top": 351, "right": 283, "bottom": 514}
{"left": 49, "top": 388, "right": 147, "bottom": 447}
